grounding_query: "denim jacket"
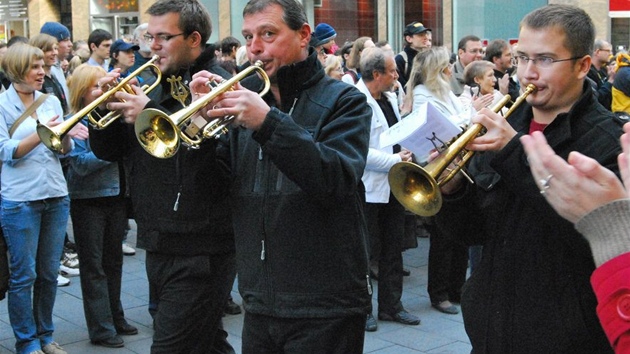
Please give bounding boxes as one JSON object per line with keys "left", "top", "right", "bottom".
{"left": 65, "top": 118, "right": 121, "bottom": 200}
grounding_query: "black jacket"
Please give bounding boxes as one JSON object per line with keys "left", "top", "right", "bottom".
{"left": 436, "top": 82, "right": 621, "bottom": 353}
{"left": 587, "top": 64, "right": 612, "bottom": 110}
{"left": 219, "top": 49, "right": 373, "bottom": 318}
{"left": 89, "top": 46, "right": 234, "bottom": 256}
{"left": 395, "top": 46, "right": 419, "bottom": 90}
{"left": 493, "top": 68, "right": 520, "bottom": 106}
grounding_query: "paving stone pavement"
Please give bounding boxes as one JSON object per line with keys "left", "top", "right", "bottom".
{"left": 0, "top": 221, "right": 471, "bottom": 354}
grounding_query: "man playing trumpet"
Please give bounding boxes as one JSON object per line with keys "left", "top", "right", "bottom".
{"left": 434, "top": 4, "right": 623, "bottom": 353}
{"left": 190, "top": 0, "right": 373, "bottom": 352}
{"left": 87, "top": 0, "right": 235, "bottom": 353}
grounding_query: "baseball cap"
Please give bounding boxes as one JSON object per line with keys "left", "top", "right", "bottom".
{"left": 404, "top": 22, "right": 431, "bottom": 36}
{"left": 110, "top": 39, "right": 139, "bottom": 57}
{"left": 40, "top": 22, "right": 71, "bottom": 42}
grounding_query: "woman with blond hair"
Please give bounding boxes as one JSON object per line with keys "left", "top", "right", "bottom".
{"left": 324, "top": 55, "right": 343, "bottom": 80}
{"left": 403, "top": 46, "right": 469, "bottom": 316}
{"left": 0, "top": 43, "right": 86, "bottom": 354}
{"left": 64, "top": 64, "right": 137, "bottom": 348}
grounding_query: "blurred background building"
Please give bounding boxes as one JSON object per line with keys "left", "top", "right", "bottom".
{"left": 0, "top": 0, "right": 625, "bottom": 53}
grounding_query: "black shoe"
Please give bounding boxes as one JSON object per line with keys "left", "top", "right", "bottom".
{"left": 365, "top": 313, "right": 378, "bottom": 332}
{"left": 225, "top": 298, "right": 242, "bottom": 315}
{"left": 378, "top": 310, "right": 421, "bottom": 325}
{"left": 402, "top": 268, "right": 411, "bottom": 276}
{"left": 91, "top": 335, "right": 124, "bottom": 348}
{"left": 432, "top": 301, "right": 459, "bottom": 315}
{"left": 115, "top": 322, "right": 138, "bottom": 335}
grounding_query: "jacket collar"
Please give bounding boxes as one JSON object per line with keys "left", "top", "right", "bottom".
{"left": 275, "top": 48, "right": 324, "bottom": 111}
{"left": 512, "top": 81, "right": 594, "bottom": 144}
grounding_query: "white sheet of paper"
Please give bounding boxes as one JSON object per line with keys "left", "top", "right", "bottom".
{"left": 379, "top": 102, "right": 463, "bottom": 161}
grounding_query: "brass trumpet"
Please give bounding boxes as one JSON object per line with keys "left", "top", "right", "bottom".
{"left": 37, "top": 55, "right": 161, "bottom": 153}
{"left": 134, "top": 60, "right": 270, "bottom": 159}
{"left": 388, "top": 84, "right": 537, "bottom": 217}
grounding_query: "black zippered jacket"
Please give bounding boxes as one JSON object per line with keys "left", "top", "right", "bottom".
{"left": 89, "top": 46, "right": 234, "bottom": 256}
{"left": 219, "top": 49, "right": 373, "bottom": 318}
{"left": 436, "top": 82, "right": 622, "bottom": 353}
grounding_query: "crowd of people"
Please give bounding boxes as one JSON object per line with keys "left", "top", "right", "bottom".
{"left": 0, "top": 0, "right": 628, "bottom": 353}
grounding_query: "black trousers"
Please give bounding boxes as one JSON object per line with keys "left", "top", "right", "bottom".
{"left": 71, "top": 198, "right": 127, "bottom": 341}
{"left": 146, "top": 250, "right": 236, "bottom": 354}
{"left": 365, "top": 195, "right": 405, "bottom": 314}
{"left": 425, "top": 223, "right": 468, "bottom": 304}
{"left": 242, "top": 312, "right": 365, "bottom": 354}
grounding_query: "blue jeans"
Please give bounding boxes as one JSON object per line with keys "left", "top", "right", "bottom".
{"left": 1, "top": 196, "right": 69, "bottom": 354}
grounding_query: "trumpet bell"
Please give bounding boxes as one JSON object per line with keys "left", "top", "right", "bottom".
{"left": 387, "top": 84, "right": 537, "bottom": 217}
{"left": 388, "top": 161, "right": 442, "bottom": 217}
{"left": 135, "top": 108, "right": 180, "bottom": 159}
{"left": 37, "top": 125, "right": 63, "bottom": 153}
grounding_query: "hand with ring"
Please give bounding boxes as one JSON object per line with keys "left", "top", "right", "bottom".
{"left": 539, "top": 174, "right": 553, "bottom": 194}
{"left": 521, "top": 130, "right": 627, "bottom": 223}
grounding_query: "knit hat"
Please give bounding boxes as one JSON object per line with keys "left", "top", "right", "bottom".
{"left": 40, "top": 22, "right": 71, "bottom": 41}
{"left": 313, "top": 23, "right": 337, "bottom": 46}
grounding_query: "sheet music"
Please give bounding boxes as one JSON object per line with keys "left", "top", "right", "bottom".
{"left": 379, "top": 102, "right": 463, "bottom": 161}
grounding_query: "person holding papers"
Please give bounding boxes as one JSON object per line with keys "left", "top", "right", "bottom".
{"left": 356, "top": 47, "right": 420, "bottom": 331}
{"left": 403, "top": 46, "right": 469, "bottom": 315}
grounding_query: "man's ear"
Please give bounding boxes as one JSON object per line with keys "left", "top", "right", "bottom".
{"left": 576, "top": 55, "right": 592, "bottom": 80}
{"left": 299, "top": 23, "right": 312, "bottom": 50}
{"left": 187, "top": 31, "right": 203, "bottom": 48}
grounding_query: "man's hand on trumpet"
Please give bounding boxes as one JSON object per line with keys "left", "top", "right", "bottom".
{"left": 467, "top": 107, "right": 518, "bottom": 152}
{"left": 92, "top": 68, "right": 148, "bottom": 124}
{"left": 92, "top": 69, "right": 120, "bottom": 103}
{"left": 190, "top": 70, "right": 270, "bottom": 131}
{"left": 107, "top": 85, "right": 151, "bottom": 124}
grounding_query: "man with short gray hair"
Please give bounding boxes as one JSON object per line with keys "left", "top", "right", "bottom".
{"left": 356, "top": 47, "right": 420, "bottom": 332}
{"left": 587, "top": 38, "right": 614, "bottom": 109}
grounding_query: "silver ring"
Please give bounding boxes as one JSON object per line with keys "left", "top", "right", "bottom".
{"left": 540, "top": 174, "right": 553, "bottom": 189}
{"left": 540, "top": 189, "right": 546, "bottom": 195}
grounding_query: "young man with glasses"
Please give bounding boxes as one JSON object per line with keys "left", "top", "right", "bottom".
{"left": 435, "top": 4, "right": 623, "bottom": 353}
{"left": 449, "top": 35, "right": 484, "bottom": 96}
{"left": 87, "top": 0, "right": 235, "bottom": 353}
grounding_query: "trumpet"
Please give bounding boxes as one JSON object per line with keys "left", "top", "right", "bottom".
{"left": 388, "top": 84, "right": 537, "bottom": 217}
{"left": 134, "top": 60, "right": 270, "bottom": 159}
{"left": 37, "top": 55, "right": 161, "bottom": 153}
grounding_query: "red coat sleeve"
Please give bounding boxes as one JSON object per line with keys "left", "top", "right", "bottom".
{"left": 591, "top": 252, "right": 630, "bottom": 353}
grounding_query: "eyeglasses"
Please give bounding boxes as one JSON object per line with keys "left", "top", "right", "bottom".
{"left": 143, "top": 33, "right": 185, "bottom": 43}
{"left": 516, "top": 55, "right": 583, "bottom": 68}
{"left": 600, "top": 48, "right": 612, "bottom": 52}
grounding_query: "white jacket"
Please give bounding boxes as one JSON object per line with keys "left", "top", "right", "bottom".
{"left": 356, "top": 79, "right": 402, "bottom": 203}
{"left": 411, "top": 84, "right": 472, "bottom": 128}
